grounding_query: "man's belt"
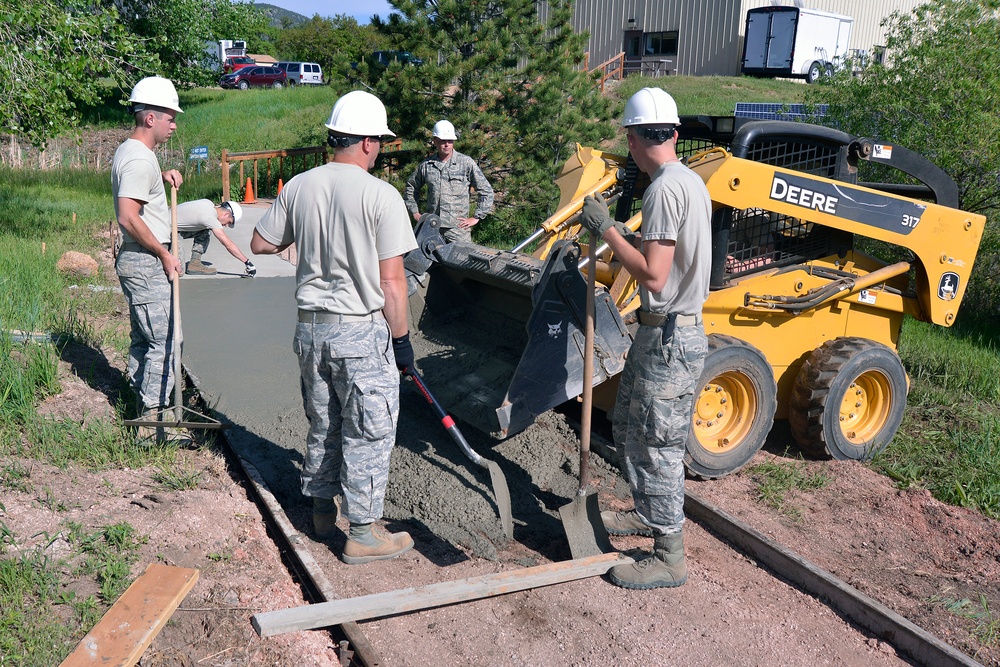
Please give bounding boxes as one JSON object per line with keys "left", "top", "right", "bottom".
{"left": 297, "top": 309, "right": 385, "bottom": 324}
{"left": 637, "top": 311, "right": 701, "bottom": 327}
{"left": 120, "top": 241, "right": 170, "bottom": 252}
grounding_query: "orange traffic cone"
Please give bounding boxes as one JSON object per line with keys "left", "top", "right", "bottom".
{"left": 243, "top": 177, "right": 256, "bottom": 204}
{"left": 276, "top": 178, "right": 283, "bottom": 196}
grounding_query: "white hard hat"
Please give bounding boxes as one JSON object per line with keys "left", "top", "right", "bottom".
{"left": 432, "top": 120, "right": 457, "bottom": 140}
{"left": 128, "top": 76, "right": 183, "bottom": 114}
{"left": 324, "top": 90, "right": 395, "bottom": 137}
{"left": 223, "top": 200, "right": 242, "bottom": 224}
{"left": 622, "top": 87, "right": 679, "bottom": 127}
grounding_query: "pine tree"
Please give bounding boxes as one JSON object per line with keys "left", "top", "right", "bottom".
{"left": 367, "top": 0, "right": 616, "bottom": 244}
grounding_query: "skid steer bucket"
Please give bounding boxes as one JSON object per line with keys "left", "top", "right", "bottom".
{"left": 407, "top": 229, "right": 631, "bottom": 438}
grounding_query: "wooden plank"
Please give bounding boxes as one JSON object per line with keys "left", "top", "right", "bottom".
{"left": 252, "top": 552, "right": 633, "bottom": 638}
{"left": 685, "top": 492, "right": 985, "bottom": 667}
{"left": 60, "top": 563, "right": 199, "bottom": 667}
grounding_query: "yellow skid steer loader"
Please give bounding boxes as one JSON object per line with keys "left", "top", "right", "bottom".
{"left": 404, "top": 116, "right": 985, "bottom": 478}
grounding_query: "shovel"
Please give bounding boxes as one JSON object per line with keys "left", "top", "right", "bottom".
{"left": 123, "top": 186, "right": 225, "bottom": 432}
{"left": 558, "top": 238, "right": 614, "bottom": 559}
{"left": 408, "top": 369, "right": 514, "bottom": 540}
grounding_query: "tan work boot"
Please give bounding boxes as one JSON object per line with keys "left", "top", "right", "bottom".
{"left": 608, "top": 532, "right": 687, "bottom": 589}
{"left": 601, "top": 509, "right": 653, "bottom": 536}
{"left": 341, "top": 523, "right": 413, "bottom": 565}
{"left": 186, "top": 258, "right": 216, "bottom": 275}
{"left": 312, "top": 496, "right": 342, "bottom": 539}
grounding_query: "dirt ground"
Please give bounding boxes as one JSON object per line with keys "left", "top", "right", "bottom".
{"left": 6, "top": 345, "right": 998, "bottom": 666}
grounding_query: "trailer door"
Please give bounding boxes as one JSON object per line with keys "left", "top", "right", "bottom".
{"left": 743, "top": 7, "right": 799, "bottom": 72}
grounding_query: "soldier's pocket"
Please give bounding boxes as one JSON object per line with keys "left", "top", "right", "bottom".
{"left": 637, "top": 376, "right": 693, "bottom": 450}
{"left": 352, "top": 374, "right": 394, "bottom": 441}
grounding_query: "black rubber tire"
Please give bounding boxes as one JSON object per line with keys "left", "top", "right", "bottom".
{"left": 806, "top": 61, "right": 822, "bottom": 84}
{"left": 686, "top": 335, "right": 777, "bottom": 479}
{"left": 272, "top": 81, "right": 283, "bottom": 89}
{"left": 238, "top": 80, "right": 249, "bottom": 90}
{"left": 789, "top": 338, "right": 908, "bottom": 461}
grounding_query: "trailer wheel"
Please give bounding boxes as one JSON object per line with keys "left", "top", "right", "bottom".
{"left": 789, "top": 338, "right": 908, "bottom": 461}
{"left": 806, "top": 61, "right": 823, "bottom": 84}
{"left": 686, "top": 335, "right": 777, "bottom": 479}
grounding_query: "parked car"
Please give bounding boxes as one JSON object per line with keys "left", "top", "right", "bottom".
{"left": 371, "top": 50, "right": 424, "bottom": 67}
{"left": 275, "top": 61, "right": 324, "bottom": 85}
{"left": 219, "top": 66, "right": 287, "bottom": 90}
{"left": 222, "top": 55, "right": 255, "bottom": 74}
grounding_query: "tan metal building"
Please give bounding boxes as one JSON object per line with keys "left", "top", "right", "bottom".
{"left": 548, "top": 0, "right": 925, "bottom": 77}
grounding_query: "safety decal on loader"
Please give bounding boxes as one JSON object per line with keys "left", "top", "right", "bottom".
{"left": 769, "top": 172, "right": 926, "bottom": 235}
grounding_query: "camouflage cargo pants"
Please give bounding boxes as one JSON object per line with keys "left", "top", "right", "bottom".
{"left": 612, "top": 322, "right": 707, "bottom": 536}
{"left": 295, "top": 318, "right": 399, "bottom": 524}
{"left": 441, "top": 225, "right": 472, "bottom": 244}
{"left": 116, "top": 245, "right": 180, "bottom": 410}
{"left": 180, "top": 229, "right": 211, "bottom": 260}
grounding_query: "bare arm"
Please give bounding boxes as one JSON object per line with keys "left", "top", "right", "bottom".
{"left": 379, "top": 255, "right": 409, "bottom": 338}
{"left": 213, "top": 228, "right": 249, "bottom": 263}
{"left": 250, "top": 229, "right": 291, "bottom": 255}
{"left": 117, "top": 197, "right": 181, "bottom": 279}
{"left": 603, "top": 229, "right": 675, "bottom": 293}
{"left": 162, "top": 169, "right": 183, "bottom": 189}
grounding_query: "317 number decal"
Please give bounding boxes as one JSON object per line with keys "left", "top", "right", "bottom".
{"left": 901, "top": 214, "right": 921, "bottom": 229}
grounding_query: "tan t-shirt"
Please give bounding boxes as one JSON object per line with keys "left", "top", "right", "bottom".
{"left": 111, "top": 138, "right": 170, "bottom": 244}
{"left": 177, "top": 199, "right": 223, "bottom": 233}
{"left": 255, "top": 162, "right": 417, "bottom": 315}
{"left": 640, "top": 161, "right": 712, "bottom": 316}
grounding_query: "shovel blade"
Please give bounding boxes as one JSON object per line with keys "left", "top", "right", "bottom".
{"left": 558, "top": 488, "right": 615, "bottom": 560}
{"left": 486, "top": 461, "right": 514, "bottom": 540}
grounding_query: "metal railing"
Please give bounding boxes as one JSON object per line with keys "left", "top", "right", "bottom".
{"left": 220, "top": 139, "right": 418, "bottom": 201}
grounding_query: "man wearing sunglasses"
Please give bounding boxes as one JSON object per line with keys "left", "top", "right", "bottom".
{"left": 176, "top": 199, "right": 256, "bottom": 277}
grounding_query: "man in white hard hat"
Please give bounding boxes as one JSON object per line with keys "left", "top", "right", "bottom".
{"left": 404, "top": 119, "right": 494, "bottom": 243}
{"left": 579, "top": 87, "right": 711, "bottom": 590}
{"left": 112, "top": 75, "right": 187, "bottom": 443}
{"left": 251, "top": 90, "right": 418, "bottom": 565}
{"left": 176, "top": 199, "right": 256, "bottom": 277}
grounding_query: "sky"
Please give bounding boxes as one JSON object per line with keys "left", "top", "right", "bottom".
{"left": 262, "top": 1, "right": 397, "bottom": 25}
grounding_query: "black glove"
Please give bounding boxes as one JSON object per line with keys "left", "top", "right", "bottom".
{"left": 392, "top": 333, "right": 414, "bottom": 375}
{"left": 244, "top": 260, "right": 257, "bottom": 277}
{"left": 579, "top": 193, "right": 613, "bottom": 239}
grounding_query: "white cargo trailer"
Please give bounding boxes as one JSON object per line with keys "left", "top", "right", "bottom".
{"left": 741, "top": 6, "right": 853, "bottom": 83}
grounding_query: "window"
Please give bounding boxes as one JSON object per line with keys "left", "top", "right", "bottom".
{"left": 288, "top": 63, "right": 300, "bottom": 72}
{"left": 645, "top": 31, "right": 678, "bottom": 56}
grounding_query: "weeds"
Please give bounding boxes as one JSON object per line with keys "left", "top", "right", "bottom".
{"left": 928, "top": 593, "right": 1000, "bottom": 647}
{"left": 66, "top": 521, "right": 147, "bottom": 604}
{"left": 153, "top": 460, "right": 203, "bottom": 491}
{"left": 747, "top": 457, "right": 831, "bottom": 519}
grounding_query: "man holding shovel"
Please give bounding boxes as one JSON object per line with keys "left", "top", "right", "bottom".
{"left": 112, "top": 76, "right": 186, "bottom": 444}
{"left": 251, "top": 91, "right": 417, "bottom": 565}
{"left": 579, "top": 87, "right": 711, "bottom": 589}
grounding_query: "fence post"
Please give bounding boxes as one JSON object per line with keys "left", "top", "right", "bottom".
{"left": 221, "top": 149, "right": 230, "bottom": 201}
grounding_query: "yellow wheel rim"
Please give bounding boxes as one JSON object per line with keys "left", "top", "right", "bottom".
{"left": 693, "top": 372, "right": 757, "bottom": 454}
{"left": 839, "top": 370, "right": 891, "bottom": 444}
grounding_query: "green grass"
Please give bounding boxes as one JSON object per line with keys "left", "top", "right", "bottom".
{"left": 927, "top": 593, "right": 1000, "bottom": 647}
{"left": 747, "top": 457, "right": 831, "bottom": 519}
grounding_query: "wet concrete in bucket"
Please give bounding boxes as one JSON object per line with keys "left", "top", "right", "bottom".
{"left": 180, "top": 276, "right": 618, "bottom": 561}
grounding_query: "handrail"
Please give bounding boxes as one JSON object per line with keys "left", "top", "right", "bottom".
{"left": 589, "top": 52, "right": 624, "bottom": 92}
{"left": 220, "top": 139, "right": 411, "bottom": 201}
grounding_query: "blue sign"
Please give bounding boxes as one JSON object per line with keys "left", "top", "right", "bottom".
{"left": 189, "top": 145, "right": 209, "bottom": 160}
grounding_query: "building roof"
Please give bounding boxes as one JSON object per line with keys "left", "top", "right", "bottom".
{"left": 248, "top": 54, "right": 277, "bottom": 64}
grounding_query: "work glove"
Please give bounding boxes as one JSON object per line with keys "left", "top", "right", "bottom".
{"left": 392, "top": 333, "right": 415, "bottom": 376}
{"left": 579, "top": 193, "right": 613, "bottom": 239}
{"left": 244, "top": 260, "right": 257, "bottom": 277}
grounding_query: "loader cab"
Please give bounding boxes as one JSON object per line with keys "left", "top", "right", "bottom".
{"left": 618, "top": 116, "right": 957, "bottom": 291}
